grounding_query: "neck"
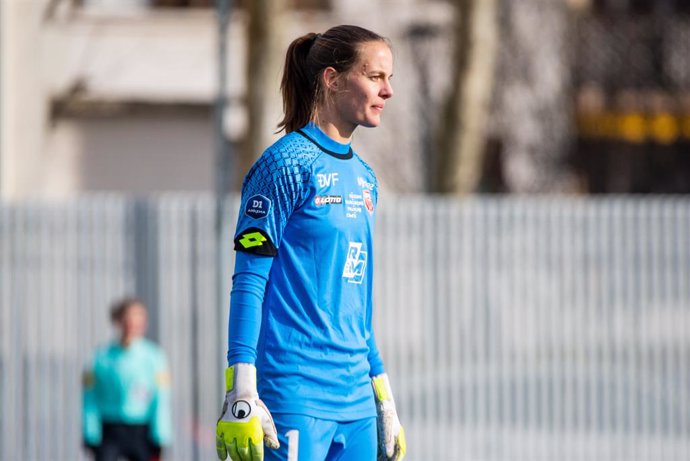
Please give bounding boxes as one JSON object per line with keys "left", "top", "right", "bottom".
{"left": 120, "top": 335, "right": 137, "bottom": 347}
{"left": 313, "top": 110, "right": 355, "bottom": 143}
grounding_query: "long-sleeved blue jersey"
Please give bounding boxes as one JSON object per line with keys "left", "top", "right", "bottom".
{"left": 228, "top": 122, "right": 384, "bottom": 421}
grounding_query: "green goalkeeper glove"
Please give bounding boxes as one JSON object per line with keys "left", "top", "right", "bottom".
{"left": 216, "top": 363, "right": 279, "bottom": 461}
{"left": 372, "top": 373, "right": 407, "bottom": 461}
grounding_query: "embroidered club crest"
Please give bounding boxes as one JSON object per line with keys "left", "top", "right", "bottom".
{"left": 363, "top": 189, "right": 374, "bottom": 214}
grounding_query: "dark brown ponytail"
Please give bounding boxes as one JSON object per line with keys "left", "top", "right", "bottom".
{"left": 277, "top": 25, "right": 389, "bottom": 133}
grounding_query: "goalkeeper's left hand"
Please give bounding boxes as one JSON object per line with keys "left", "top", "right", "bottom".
{"left": 372, "top": 373, "right": 406, "bottom": 460}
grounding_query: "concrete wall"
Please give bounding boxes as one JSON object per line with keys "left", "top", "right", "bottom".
{"left": 1, "top": 0, "right": 52, "bottom": 199}
{"left": 45, "top": 110, "right": 214, "bottom": 195}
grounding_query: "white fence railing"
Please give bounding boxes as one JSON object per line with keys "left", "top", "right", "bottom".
{"left": 1, "top": 196, "right": 689, "bottom": 461}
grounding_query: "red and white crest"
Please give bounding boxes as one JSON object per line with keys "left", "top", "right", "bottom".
{"left": 363, "top": 189, "right": 374, "bottom": 214}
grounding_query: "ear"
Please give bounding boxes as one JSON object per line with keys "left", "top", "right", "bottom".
{"left": 322, "top": 67, "right": 340, "bottom": 91}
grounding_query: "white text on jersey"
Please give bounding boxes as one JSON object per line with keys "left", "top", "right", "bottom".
{"left": 317, "top": 173, "right": 339, "bottom": 188}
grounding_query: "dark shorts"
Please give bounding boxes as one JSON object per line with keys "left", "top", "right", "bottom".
{"left": 92, "top": 423, "right": 160, "bottom": 461}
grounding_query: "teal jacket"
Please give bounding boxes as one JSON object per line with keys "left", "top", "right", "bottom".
{"left": 82, "top": 338, "right": 172, "bottom": 447}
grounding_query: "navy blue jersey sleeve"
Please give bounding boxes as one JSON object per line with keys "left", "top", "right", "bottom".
{"left": 233, "top": 137, "right": 315, "bottom": 256}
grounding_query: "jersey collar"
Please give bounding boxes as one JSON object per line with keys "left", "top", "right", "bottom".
{"left": 297, "top": 122, "right": 353, "bottom": 160}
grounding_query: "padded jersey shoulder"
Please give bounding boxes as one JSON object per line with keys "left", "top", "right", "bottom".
{"left": 353, "top": 152, "right": 378, "bottom": 187}
{"left": 241, "top": 131, "right": 322, "bottom": 202}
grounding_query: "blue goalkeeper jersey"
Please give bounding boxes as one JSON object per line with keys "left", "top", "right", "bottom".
{"left": 229, "top": 122, "right": 384, "bottom": 420}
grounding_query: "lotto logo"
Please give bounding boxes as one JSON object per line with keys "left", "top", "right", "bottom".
{"left": 342, "top": 242, "right": 367, "bottom": 284}
{"left": 314, "top": 195, "right": 343, "bottom": 206}
{"left": 234, "top": 227, "right": 277, "bottom": 256}
{"left": 237, "top": 231, "right": 267, "bottom": 249}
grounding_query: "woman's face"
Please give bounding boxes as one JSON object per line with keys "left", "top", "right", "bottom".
{"left": 120, "top": 303, "right": 148, "bottom": 339}
{"left": 331, "top": 41, "right": 394, "bottom": 131}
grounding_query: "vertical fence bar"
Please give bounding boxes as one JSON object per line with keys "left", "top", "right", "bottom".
{"left": 459, "top": 199, "right": 473, "bottom": 461}
{"left": 447, "top": 199, "right": 461, "bottom": 452}
{"left": 559, "top": 198, "right": 574, "bottom": 461}
{"left": 636, "top": 199, "right": 650, "bottom": 459}
{"left": 679, "top": 201, "right": 690, "bottom": 460}
{"left": 679, "top": 199, "right": 689, "bottom": 461}
{"left": 600, "top": 199, "right": 612, "bottom": 459}
{"left": 0, "top": 204, "right": 16, "bottom": 461}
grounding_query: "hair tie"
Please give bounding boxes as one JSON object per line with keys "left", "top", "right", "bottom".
{"left": 314, "top": 33, "right": 321, "bottom": 41}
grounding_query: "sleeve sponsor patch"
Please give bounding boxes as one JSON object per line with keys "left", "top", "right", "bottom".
{"left": 156, "top": 371, "right": 171, "bottom": 387}
{"left": 244, "top": 194, "right": 271, "bottom": 219}
{"left": 234, "top": 227, "right": 277, "bottom": 256}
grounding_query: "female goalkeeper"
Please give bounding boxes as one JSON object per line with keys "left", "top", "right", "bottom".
{"left": 216, "top": 24, "right": 406, "bottom": 461}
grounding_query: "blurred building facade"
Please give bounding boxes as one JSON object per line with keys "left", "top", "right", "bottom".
{"left": 571, "top": 0, "right": 690, "bottom": 193}
{"left": 2, "top": 0, "right": 245, "bottom": 199}
{"left": 0, "top": 0, "right": 451, "bottom": 199}
{"left": 1, "top": 0, "right": 690, "bottom": 199}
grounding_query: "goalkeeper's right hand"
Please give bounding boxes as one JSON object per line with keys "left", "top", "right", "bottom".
{"left": 216, "top": 363, "right": 279, "bottom": 461}
{"left": 372, "top": 373, "right": 406, "bottom": 460}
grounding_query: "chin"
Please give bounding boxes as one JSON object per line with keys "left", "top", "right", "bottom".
{"left": 360, "top": 118, "right": 381, "bottom": 128}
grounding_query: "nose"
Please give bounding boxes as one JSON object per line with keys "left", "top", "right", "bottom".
{"left": 381, "top": 79, "right": 394, "bottom": 99}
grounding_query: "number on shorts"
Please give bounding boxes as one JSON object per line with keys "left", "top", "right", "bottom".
{"left": 286, "top": 429, "right": 299, "bottom": 461}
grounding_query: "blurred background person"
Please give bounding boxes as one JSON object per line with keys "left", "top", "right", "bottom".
{"left": 82, "top": 296, "right": 172, "bottom": 461}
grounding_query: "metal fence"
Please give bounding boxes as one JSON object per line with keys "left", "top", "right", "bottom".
{"left": 1, "top": 195, "right": 689, "bottom": 461}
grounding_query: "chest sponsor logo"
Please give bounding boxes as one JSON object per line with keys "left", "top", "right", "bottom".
{"left": 345, "top": 192, "right": 363, "bottom": 219}
{"left": 363, "top": 189, "right": 374, "bottom": 214}
{"left": 244, "top": 194, "right": 271, "bottom": 219}
{"left": 314, "top": 195, "right": 343, "bottom": 206}
{"left": 342, "top": 242, "right": 367, "bottom": 284}
{"left": 317, "top": 172, "right": 339, "bottom": 188}
{"left": 357, "top": 177, "right": 375, "bottom": 190}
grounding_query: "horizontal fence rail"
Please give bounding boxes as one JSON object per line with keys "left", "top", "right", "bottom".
{"left": 1, "top": 196, "right": 689, "bottom": 461}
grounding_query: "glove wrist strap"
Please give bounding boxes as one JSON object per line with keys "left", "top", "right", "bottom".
{"left": 372, "top": 373, "right": 395, "bottom": 403}
{"left": 226, "top": 363, "right": 257, "bottom": 397}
